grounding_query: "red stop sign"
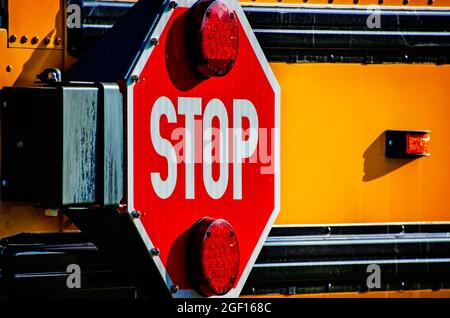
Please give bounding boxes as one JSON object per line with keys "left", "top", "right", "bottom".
{"left": 127, "top": 0, "right": 280, "bottom": 297}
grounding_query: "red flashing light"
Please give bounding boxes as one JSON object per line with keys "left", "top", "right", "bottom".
{"left": 188, "top": 217, "right": 239, "bottom": 296}
{"left": 407, "top": 133, "right": 430, "bottom": 156}
{"left": 188, "top": 0, "right": 239, "bottom": 78}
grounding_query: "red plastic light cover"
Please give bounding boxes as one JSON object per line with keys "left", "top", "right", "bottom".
{"left": 188, "top": 0, "right": 239, "bottom": 78}
{"left": 188, "top": 217, "right": 240, "bottom": 296}
{"left": 407, "top": 133, "right": 431, "bottom": 156}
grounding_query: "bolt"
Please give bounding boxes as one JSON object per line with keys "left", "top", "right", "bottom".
{"left": 9, "top": 34, "right": 17, "bottom": 43}
{"left": 170, "top": 285, "right": 179, "bottom": 293}
{"left": 130, "top": 211, "right": 140, "bottom": 219}
{"left": 54, "top": 37, "right": 62, "bottom": 46}
{"left": 150, "top": 248, "right": 160, "bottom": 256}
{"left": 20, "top": 35, "right": 28, "bottom": 44}
{"left": 6, "top": 65, "right": 13, "bottom": 72}
{"left": 150, "top": 38, "right": 159, "bottom": 46}
{"left": 169, "top": 1, "right": 178, "bottom": 9}
{"left": 44, "top": 37, "right": 51, "bottom": 45}
{"left": 31, "top": 36, "right": 39, "bottom": 45}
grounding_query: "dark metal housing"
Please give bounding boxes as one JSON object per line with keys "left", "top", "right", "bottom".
{"left": 1, "top": 83, "right": 123, "bottom": 207}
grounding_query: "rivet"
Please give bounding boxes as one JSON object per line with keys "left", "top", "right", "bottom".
{"left": 54, "top": 37, "right": 62, "bottom": 46}
{"left": 9, "top": 34, "right": 17, "bottom": 43}
{"left": 2, "top": 179, "right": 8, "bottom": 187}
{"left": 6, "top": 65, "right": 13, "bottom": 72}
{"left": 170, "top": 285, "right": 179, "bottom": 293}
{"left": 150, "top": 248, "right": 160, "bottom": 256}
{"left": 20, "top": 35, "right": 28, "bottom": 44}
{"left": 31, "top": 36, "right": 39, "bottom": 45}
{"left": 206, "top": 231, "right": 212, "bottom": 238}
{"left": 131, "top": 75, "right": 139, "bottom": 83}
{"left": 378, "top": 0, "right": 384, "bottom": 4}
{"left": 427, "top": 0, "right": 433, "bottom": 4}
{"left": 353, "top": 0, "right": 359, "bottom": 4}
{"left": 169, "top": 1, "right": 178, "bottom": 9}
{"left": 403, "top": 0, "right": 409, "bottom": 4}
{"left": 150, "top": 38, "right": 159, "bottom": 46}
{"left": 130, "top": 211, "right": 140, "bottom": 219}
{"left": 44, "top": 37, "right": 51, "bottom": 45}
{"left": 17, "top": 141, "right": 24, "bottom": 148}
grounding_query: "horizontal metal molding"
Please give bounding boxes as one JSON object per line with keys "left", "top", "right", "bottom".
{"left": 67, "top": 1, "right": 450, "bottom": 63}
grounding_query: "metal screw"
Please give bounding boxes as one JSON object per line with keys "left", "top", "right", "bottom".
{"left": 44, "top": 37, "right": 51, "bottom": 45}
{"left": 150, "top": 248, "right": 160, "bottom": 256}
{"left": 54, "top": 37, "right": 62, "bottom": 46}
{"left": 170, "top": 285, "right": 179, "bottom": 293}
{"left": 9, "top": 35, "right": 17, "bottom": 43}
{"left": 130, "top": 211, "right": 140, "bottom": 219}
{"left": 169, "top": 1, "right": 178, "bottom": 9}
{"left": 20, "top": 35, "right": 28, "bottom": 44}
{"left": 6, "top": 65, "right": 13, "bottom": 72}
{"left": 31, "top": 36, "right": 39, "bottom": 45}
{"left": 150, "top": 38, "right": 159, "bottom": 46}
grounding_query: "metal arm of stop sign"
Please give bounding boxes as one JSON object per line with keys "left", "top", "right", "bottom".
{"left": 150, "top": 96, "right": 259, "bottom": 200}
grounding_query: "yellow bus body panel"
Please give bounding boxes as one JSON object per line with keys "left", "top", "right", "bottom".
{"left": 273, "top": 63, "right": 450, "bottom": 225}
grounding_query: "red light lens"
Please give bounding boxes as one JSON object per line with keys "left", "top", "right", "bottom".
{"left": 407, "top": 133, "right": 430, "bottom": 155}
{"left": 188, "top": 217, "right": 239, "bottom": 296}
{"left": 188, "top": 0, "right": 239, "bottom": 78}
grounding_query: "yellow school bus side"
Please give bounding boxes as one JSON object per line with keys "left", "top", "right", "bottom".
{"left": 273, "top": 63, "right": 450, "bottom": 225}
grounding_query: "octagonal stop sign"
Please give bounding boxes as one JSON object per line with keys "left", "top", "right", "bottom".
{"left": 127, "top": 0, "right": 280, "bottom": 297}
